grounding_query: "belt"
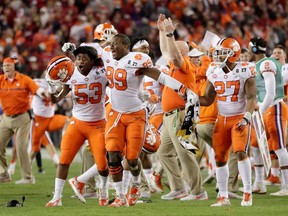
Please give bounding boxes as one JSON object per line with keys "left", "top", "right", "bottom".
{"left": 164, "top": 108, "right": 185, "bottom": 116}
{"left": 5, "top": 112, "right": 27, "bottom": 118}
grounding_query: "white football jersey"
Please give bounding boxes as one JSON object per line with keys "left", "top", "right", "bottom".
{"left": 66, "top": 67, "right": 108, "bottom": 122}
{"left": 282, "top": 63, "right": 288, "bottom": 85}
{"left": 143, "top": 65, "right": 168, "bottom": 115}
{"left": 207, "top": 62, "right": 256, "bottom": 116}
{"left": 32, "top": 78, "right": 54, "bottom": 118}
{"left": 101, "top": 51, "right": 153, "bottom": 113}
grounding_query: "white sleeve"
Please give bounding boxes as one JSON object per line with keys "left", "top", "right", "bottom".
{"left": 157, "top": 72, "right": 182, "bottom": 91}
{"left": 259, "top": 59, "right": 277, "bottom": 75}
{"left": 259, "top": 72, "right": 275, "bottom": 113}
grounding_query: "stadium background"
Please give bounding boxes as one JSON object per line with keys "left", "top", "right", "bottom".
{"left": 0, "top": 0, "right": 287, "bottom": 146}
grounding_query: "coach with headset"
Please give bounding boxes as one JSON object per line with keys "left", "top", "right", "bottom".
{"left": 0, "top": 57, "right": 47, "bottom": 184}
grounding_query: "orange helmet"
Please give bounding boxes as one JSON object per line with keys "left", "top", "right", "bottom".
{"left": 212, "top": 37, "right": 241, "bottom": 65}
{"left": 142, "top": 124, "right": 161, "bottom": 154}
{"left": 46, "top": 55, "right": 74, "bottom": 83}
{"left": 93, "top": 23, "right": 117, "bottom": 41}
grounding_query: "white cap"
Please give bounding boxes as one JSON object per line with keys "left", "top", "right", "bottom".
{"left": 188, "top": 48, "right": 204, "bottom": 57}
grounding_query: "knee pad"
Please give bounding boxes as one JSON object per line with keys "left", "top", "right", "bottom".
{"left": 275, "top": 148, "right": 288, "bottom": 166}
{"left": 108, "top": 161, "right": 123, "bottom": 175}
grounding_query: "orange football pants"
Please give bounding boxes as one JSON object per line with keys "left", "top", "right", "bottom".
{"left": 263, "top": 101, "right": 287, "bottom": 157}
{"left": 213, "top": 114, "right": 250, "bottom": 163}
{"left": 60, "top": 117, "right": 107, "bottom": 171}
{"left": 31, "top": 114, "right": 68, "bottom": 152}
{"left": 105, "top": 108, "right": 147, "bottom": 160}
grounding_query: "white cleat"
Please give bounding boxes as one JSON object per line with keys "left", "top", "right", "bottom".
{"left": 270, "top": 184, "right": 288, "bottom": 196}
{"left": 210, "top": 197, "right": 231, "bottom": 207}
{"left": 241, "top": 192, "right": 252, "bottom": 206}
{"left": 68, "top": 177, "right": 86, "bottom": 203}
{"left": 46, "top": 198, "right": 62, "bottom": 207}
{"left": 252, "top": 182, "right": 267, "bottom": 194}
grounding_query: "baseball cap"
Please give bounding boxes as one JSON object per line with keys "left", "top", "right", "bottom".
{"left": 188, "top": 48, "right": 204, "bottom": 57}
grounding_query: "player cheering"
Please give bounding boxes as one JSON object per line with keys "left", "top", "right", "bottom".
{"left": 199, "top": 37, "right": 257, "bottom": 207}
{"left": 45, "top": 46, "right": 109, "bottom": 207}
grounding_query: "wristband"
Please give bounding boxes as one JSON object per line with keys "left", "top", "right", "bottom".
{"left": 166, "top": 32, "right": 174, "bottom": 37}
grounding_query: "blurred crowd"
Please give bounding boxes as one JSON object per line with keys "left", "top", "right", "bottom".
{"left": 0, "top": 0, "right": 287, "bottom": 78}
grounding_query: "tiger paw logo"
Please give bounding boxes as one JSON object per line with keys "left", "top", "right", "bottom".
{"left": 57, "top": 68, "right": 68, "bottom": 81}
{"left": 134, "top": 54, "right": 142, "bottom": 60}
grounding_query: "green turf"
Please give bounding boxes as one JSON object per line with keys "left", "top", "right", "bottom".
{"left": 0, "top": 156, "right": 287, "bottom": 216}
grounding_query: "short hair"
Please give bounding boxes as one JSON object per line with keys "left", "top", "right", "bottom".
{"left": 130, "top": 36, "right": 148, "bottom": 51}
{"left": 241, "top": 48, "right": 249, "bottom": 54}
{"left": 273, "top": 44, "right": 286, "bottom": 54}
{"left": 73, "top": 46, "right": 98, "bottom": 60}
{"left": 113, "top": 33, "right": 130, "bottom": 47}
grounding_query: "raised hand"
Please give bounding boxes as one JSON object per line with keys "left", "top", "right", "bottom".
{"left": 157, "top": 14, "right": 166, "bottom": 31}
{"left": 163, "top": 18, "right": 176, "bottom": 33}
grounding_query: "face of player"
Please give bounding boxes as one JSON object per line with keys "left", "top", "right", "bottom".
{"left": 2, "top": 62, "right": 16, "bottom": 78}
{"left": 272, "top": 48, "right": 286, "bottom": 63}
{"left": 133, "top": 45, "right": 150, "bottom": 55}
{"left": 240, "top": 52, "right": 251, "bottom": 62}
{"left": 110, "top": 37, "right": 129, "bottom": 60}
{"left": 74, "top": 54, "right": 94, "bottom": 75}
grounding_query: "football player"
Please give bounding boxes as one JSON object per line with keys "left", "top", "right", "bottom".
{"left": 45, "top": 46, "right": 110, "bottom": 207}
{"left": 251, "top": 38, "right": 288, "bottom": 196}
{"left": 100, "top": 33, "right": 193, "bottom": 207}
{"left": 200, "top": 37, "right": 257, "bottom": 207}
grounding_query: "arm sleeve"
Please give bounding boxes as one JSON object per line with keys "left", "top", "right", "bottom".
{"left": 259, "top": 72, "right": 276, "bottom": 113}
{"left": 157, "top": 72, "right": 183, "bottom": 91}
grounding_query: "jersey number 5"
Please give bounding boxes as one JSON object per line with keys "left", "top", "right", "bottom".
{"left": 214, "top": 80, "right": 240, "bottom": 102}
{"left": 106, "top": 66, "right": 127, "bottom": 91}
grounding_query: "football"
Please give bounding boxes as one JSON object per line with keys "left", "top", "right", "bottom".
{"left": 46, "top": 55, "right": 74, "bottom": 83}
{"left": 142, "top": 124, "right": 161, "bottom": 154}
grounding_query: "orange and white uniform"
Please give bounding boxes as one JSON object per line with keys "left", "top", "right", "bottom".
{"left": 60, "top": 66, "right": 108, "bottom": 171}
{"left": 102, "top": 51, "right": 153, "bottom": 160}
{"left": 207, "top": 62, "right": 256, "bottom": 163}
{"left": 31, "top": 78, "right": 68, "bottom": 152}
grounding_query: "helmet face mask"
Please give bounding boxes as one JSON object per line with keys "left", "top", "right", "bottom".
{"left": 212, "top": 46, "right": 234, "bottom": 65}
{"left": 93, "top": 23, "right": 117, "bottom": 41}
{"left": 212, "top": 37, "right": 241, "bottom": 67}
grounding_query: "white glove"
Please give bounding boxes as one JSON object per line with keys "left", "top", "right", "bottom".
{"left": 186, "top": 88, "right": 199, "bottom": 106}
{"left": 138, "top": 90, "right": 151, "bottom": 102}
{"left": 62, "top": 42, "right": 76, "bottom": 54}
{"left": 45, "top": 73, "right": 63, "bottom": 94}
{"left": 146, "top": 126, "right": 156, "bottom": 145}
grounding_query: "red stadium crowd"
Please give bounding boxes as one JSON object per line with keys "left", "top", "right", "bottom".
{"left": 0, "top": 0, "right": 287, "bottom": 78}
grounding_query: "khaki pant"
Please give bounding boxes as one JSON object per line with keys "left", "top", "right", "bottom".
{"left": 228, "top": 150, "right": 239, "bottom": 192}
{"left": 157, "top": 110, "right": 204, "bottom": 195}
{"left": 0, "top": 112, "right": 32, "bottom": 179}
{"left": 81, "top": 146, "right": 97, "bottom": 193}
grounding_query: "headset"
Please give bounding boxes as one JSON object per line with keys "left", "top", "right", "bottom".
{"left": 6, "top": 196, "right": 25, "bottom": 207}
{"left": 250, "top": 37, "right": 267, "bottom": 54}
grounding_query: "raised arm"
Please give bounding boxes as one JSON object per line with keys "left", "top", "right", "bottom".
{"left": 158, "top": 14, "right": 170, "bottom": 63}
